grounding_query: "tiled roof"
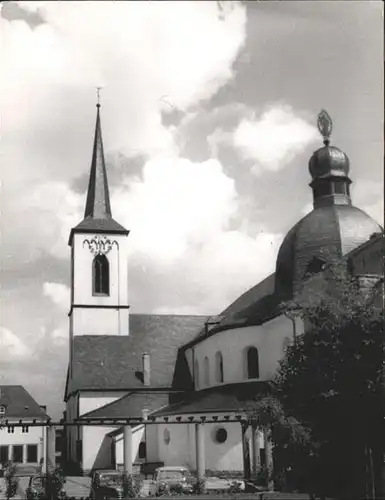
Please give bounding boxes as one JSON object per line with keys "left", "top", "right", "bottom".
{"left": 68, "top": 217, "right": 128, "bottom": 244}
{"left": 84, "top": 105, "right": 112, "bottom": 220}
{"left": 0, "top": 385, "right": 50, "bottom": 419}
{"left": 80, "top": 392, "right": 169, "bottom": 419}
{"left": 66, "top": 314, "right": 208, "bottom": 399}
{"left": 68, "top": 105, "right": 128, "bottom": 244}
{"left": 275, "top": 205, "right": 382, "bottom": 299}
{"left": 188, "top": 274, "right": 275, "bottom": 345}
{"left": 231, "top": 293, "right": 282, "bottom": 326}
{"left": 152, "top": 382, "right": 271, "bottom": 416}
{"left": 220, "top": 273, "right": 275, "bottom": 319}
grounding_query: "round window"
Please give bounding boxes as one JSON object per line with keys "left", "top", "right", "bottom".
{"left": 215, "top": 428, "right": 227, "bottom": 444}
{"left": 164, "top": 428, "right": 171, "bottom": 445}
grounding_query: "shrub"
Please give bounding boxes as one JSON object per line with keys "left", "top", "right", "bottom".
{"left": 191, "top": 477, "right": 206, "bottom": 495}
{"left": 43, "top": 466, "right": 66, "bottom": 500}
{"left": 4, "top": 463, "right": 18, "bottom": 500}
{"left": 123, "top": 473, "right": 142, "bottom": 498}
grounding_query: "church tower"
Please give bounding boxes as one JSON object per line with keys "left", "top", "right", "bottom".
{"left": 68, "top": 102, "right": 130, "bottom": 337}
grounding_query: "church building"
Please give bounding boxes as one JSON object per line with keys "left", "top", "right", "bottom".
{"left": 64, "top": 105, "right": 383, "bottom": 477}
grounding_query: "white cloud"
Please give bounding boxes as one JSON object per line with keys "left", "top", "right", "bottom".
{"left": 51, "top": 327, "right": 68, "bottom": 346}
{"left": 114, "top": 157, "right": 238, "bottom": 264}
{"left": 0, "top": 327, "right": 30, "bottom": 359}
{"left": 232, "top": 105, "right": 318, "bottom": 174}
{"left": 1, "top": 1, "right": 246, "bottom": 174}
{"left": 43, "top": 282, "right": 70, "bottom": 310}
{"left": 110, "top": 157, "right": 282, "bottom": 313}
{"left": 3, "top": 181, "right": 83, "bottom": 264}
{"left": 23, "top": 155, "right": 282, "bottom": 313}
{"left": 351, "top": 179, "right": 384, "bottom": 226}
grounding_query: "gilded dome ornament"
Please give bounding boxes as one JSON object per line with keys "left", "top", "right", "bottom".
{"left": 317, "top": 109, "right": 333, "bottom": 145}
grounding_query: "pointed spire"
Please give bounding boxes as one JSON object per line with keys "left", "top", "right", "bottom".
{"left": 68, "top": 98, "right": 128, "bottom": 245}
{"left": 84, "top": 102, "right": 112, "bottom": 219}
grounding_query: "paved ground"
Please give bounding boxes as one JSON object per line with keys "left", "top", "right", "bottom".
{"left": 0, "top": 475, "right": 92, "bottom": 499}
{"left": 0, "top": 476, "right": 28, "bottom": 500}
{"left": 0, "top": 475, "right": 323, "bottom": 499}
{"left": 63, "top": 476, "right": 92, "bottom": 498}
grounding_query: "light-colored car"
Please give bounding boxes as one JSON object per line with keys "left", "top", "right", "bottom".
{"left": 153, "top": 466, "right": 194, "bottom": 496}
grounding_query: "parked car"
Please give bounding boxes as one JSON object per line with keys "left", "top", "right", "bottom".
{"left": 153, "top": 466, "right": 194, "bottom": 496}
{"left": 25, "top": 476, "right": 46, "bottom": 499}
{"left": 90, "top": 470, "right": 126, "bottom": 500}
{"left": 25, "top": 475, "right": 66, "bottom": 500}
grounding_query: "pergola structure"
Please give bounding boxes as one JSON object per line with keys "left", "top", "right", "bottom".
{"left": 0, "top": 414, "right": 273, "bottom": 486}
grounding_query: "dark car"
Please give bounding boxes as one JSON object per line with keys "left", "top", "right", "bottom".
{"left": 25, "top": 475, "right": 66, "bottom": 500}
{"left": 153, "top": 466, "right": 194, "bottom": 496}
{"left": 90, "top": 470, "right": 127, "bottom": 500}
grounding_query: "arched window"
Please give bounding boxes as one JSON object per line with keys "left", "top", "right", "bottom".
{"left": 215, "top": 351, "right": 224, "bottom": 383}
{"left": 204, "top": 356, "right": 210, "bottom": 386}
{"left": 138, "top": 442, "right": 146, "bottom": 459}
{"left": 93, "top": 254, "right": 109, "bottom": 295}
{"left": 195, "top": 359, "right": 200, "bottom": 389}
{"left": 247, "top": 347, "right": 259, "bottom": 379}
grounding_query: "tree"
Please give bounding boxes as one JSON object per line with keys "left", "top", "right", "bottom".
{"left": 275, "top": 258, "right": 384, "bottom": 499}
{"left": 43, "top": 466, "right": 66, "bottom": 500}
{"left": 4, "top": 463, "right": 18, "bottom": 500}
{"left": 245, "top": 394, "right": 312, "bottom": 492}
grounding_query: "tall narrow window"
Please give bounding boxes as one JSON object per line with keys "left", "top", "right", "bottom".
{"left": 93, "top": 254, "right": 109, "bottom": 295}
{"left": 0, "top": 446, "right": 8, "bottom": 464}
{"left": 195, "top": 359, "right": 200, "bottom": 389}
{"left": 247, "top": 347, "right": 259, "bottom": 379}
{"left": 13, "top": 445, "right": 23, "bottom": 463}
{"left": 138, "top": 442, "right": 146, "bottom": 460}
{"left": 215, "top": 351, "right": 224, "bottom": 383}
{"left": 204, "top": 356, "right": 210, "bottom": 386}
{"left": 27, "top": 445, "right": 38, "bottom": 463}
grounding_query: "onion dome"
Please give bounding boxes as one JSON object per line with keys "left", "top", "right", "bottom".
{"left": 274, "top": 110, "right": 383, "bottom": 300}
{"left": 309, "top": 110, "right": 350, "bottom": 179}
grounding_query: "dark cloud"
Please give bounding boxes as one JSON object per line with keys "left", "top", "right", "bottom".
{"left": 1, "top": 2, "right": 45, "bottom": 28}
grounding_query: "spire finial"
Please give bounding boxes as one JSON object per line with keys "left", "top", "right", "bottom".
{"left": 317, "top": 109, "right": 333, "bottom": 146}
{"left": 96, "top": 87, "right": 102, "bottom": 108}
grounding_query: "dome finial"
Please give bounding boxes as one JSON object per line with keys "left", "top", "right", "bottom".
{"left": 317, "top": 109, "right": 333, "bottom": 146}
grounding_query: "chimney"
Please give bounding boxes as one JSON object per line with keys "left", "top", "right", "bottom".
{"left": 142, "top": 408, "right": 149, "bottom": 421}
{"left": 142, "top": 353, "right": 150, "bottom": 387}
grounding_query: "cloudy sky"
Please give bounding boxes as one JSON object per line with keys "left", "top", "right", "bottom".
{"left": 1, "top": 1, "right": 383, "bottom": 419}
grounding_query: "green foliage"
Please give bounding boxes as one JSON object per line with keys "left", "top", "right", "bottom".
{"left": 42, "top": 466, "right": 66, "bottom": 500}
{"left": 4, "top": 463, "right": 18, "bottom": 500}
{"left": 275, "top": 258, "right": 384, "bottom": 498}
{"left": 122, "top": 472, "right": 142, "bottom": 498}
{"left": 246, "top": 395, "right": 312, "bottom": 451}
{"left": 191, "top": 477, "right": 206, "bottom": 495}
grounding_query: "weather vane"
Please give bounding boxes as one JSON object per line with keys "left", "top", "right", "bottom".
{"left": 317, "top": 109, "right": 333, "bottom": 146}
{"left": 96, "top": 86, "right": 102, "bottom": 107}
